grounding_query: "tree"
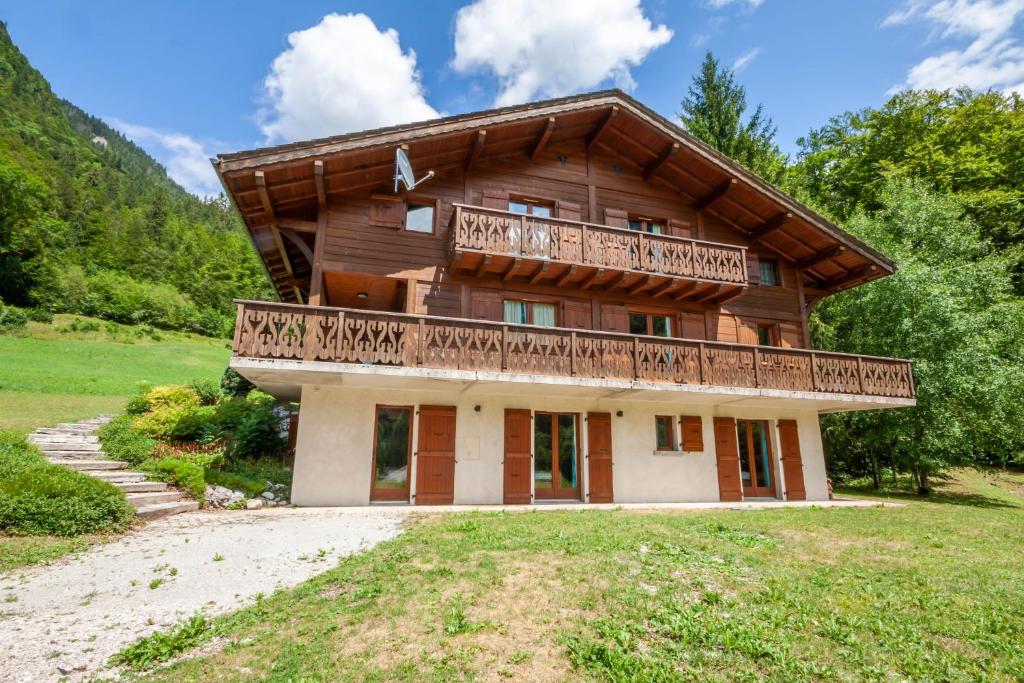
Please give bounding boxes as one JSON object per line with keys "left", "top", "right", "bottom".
{"left": 813, "top": 176, "right": 1024, "bottom": 492}
{"left": 680, "top": 51, "right": 788, "bottom": 184}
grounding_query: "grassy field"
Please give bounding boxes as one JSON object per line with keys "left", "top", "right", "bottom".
{"left": 130, "top": 468, "right": 1024, "bottom": 682}
{"left": 0, "top": 315, "right": 230, "bottom": 434}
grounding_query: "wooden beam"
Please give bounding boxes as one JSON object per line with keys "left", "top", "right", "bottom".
{"left": 474, "top": 255, "right": 493, "bottom": 278}
{"left": 694, "top": 178, "right": 737, "bottom": 212}
{"left": 795, "top": 244, "right": 846, "bottom": 271}
{"left": 579, "top": 268, "right": 605, "bottom": 290}
{"left": 649, "top": 278, "right": 678, "bottom": 299}
{"left": 823, "top": 265, "right": 877, "bottom": 291}
{"left": 466, "top": 130, "right": 486, "bottom": 171}
{"left": 502, "top": 258, "right": 520, "bottom": 282}
{"left": 255, "top": 171, "right": 303, "bottom": 303}
{"left": 529, "top": 262, "right": 552, "bottom": 284}
{"left": 530, "top": 117, "right": 556, "bottom": 160}
{"left": 586, "top": 105, "right": 619, "bottom": 151}
{"left": 643, "top": 142, "right": 680, "bottom": 181}
{"left": 308, "top": 203, "right": 328, "bottom": 305}
{"left": 606, "top": 271, "right": 632, "bottom": 291}
{"left": 694, "top": 284, "right": 725, "bottom": 303}
{"left": 314, "top": 160, "right": 326, "bottom": 209}
{"left": 748, "top": 212, "right": 792, "bottom": 244}
{"left": 279, "top": 229, "right": 313, "bottom": 266}
{"left": 672, "top": 282, "right": 699, "bottom": 300}
{"left": 627, "top": 275, "right": 652, "bottom": 295}
{"left": 556, "top": 265, "right": 579, "bottom": 287}
{"left": 277, "top": 218, "right": 317, "bottom": 233}
{"left": 711, "top": 285, "right": 746, "bottom": 306}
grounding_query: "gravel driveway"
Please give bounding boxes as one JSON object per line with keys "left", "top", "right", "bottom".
{"left": 0, "top": 508, "right": 404, "bottom": 681}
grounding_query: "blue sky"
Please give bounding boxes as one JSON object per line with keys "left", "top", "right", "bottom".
{"left": 4, "top": 1, "right": 1023, "bottom": 196}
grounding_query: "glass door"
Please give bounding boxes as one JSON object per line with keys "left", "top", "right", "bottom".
{"left": 534, "top": 413, "right": 581, "bottom": 500}
{"left": 371, "top": 406, "right": 413, "bottom": 501}
{"left": 737, "top": 420, "right": 776, "bottom": 497}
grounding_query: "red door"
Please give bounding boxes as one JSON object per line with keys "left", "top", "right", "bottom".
{"left": 713, "top": 417, "right": 743, "bottom": 502}
{"left": 587, "top": 413, "right": 613, "bottom": 503}
{"left": 777, "top": 419, "right": 806, "bottom": 501}
{"left": 415, "top": 406, "right": 456, "bottom": 505}
{"left": 503, "top": 409, "right": 532, "bottom": 504}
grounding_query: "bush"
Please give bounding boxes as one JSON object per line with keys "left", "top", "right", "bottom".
{"left": 124, "top": 384, "right": 154, "bottom": 416}
{"left": 132, "top": 386, "right": 201, "bottom": 439}
{"left": 187, "top": 377, "right": 222, "bottom": 406}
{"left": 97, "top": 415, "right": 155, "bottom": 466}
{"left": 0, "top": 304, "right": 28, "bottom": 333}
{"left": 25, "top": 306, "right": 52, "bottom": 323}
{"left": 142, "top": 458, "right": 207, "bottom": 503}
{"left": 220, "top": 367, "right": 254, "bottom": 398}
{"left": 0, "top": 431, "right": 134, "bottom": 536}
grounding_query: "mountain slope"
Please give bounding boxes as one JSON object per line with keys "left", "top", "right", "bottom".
{"left": 0, "top": 21, "right": 273, "bottom": 336}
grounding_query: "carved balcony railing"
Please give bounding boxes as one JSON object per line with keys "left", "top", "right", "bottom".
{"left": 233, "top": 301, "right": 915, "bottom": 400}
{"left": 448, "top": 204, "right": 747, "bottom": 287}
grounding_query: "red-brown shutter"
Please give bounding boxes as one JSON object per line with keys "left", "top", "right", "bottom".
{"left": 713, "top": 417, "right": 742, "bottom": 501}
{"left": 778, "top": 419, "right": 806, "bottom": 500}
{"left": 482, "top": 189, "right": 509, "bottom": 210}
{"left": 586, "top": 412, "right": 613, "bottom": 503}
{"left": 503, "top": 409, "right": 532, "bottom": 504}
{"left": 471, "top": 289, "right": 503, "bottom": 321}
{"left": 779, "top": 322, "right": 802, "bottom": 349}
{"left": 680, "top": 416, "right": 703, "bottom": 452}
{"left": 679, "top": 311, "right": 705, "bottom": 340}
{"left": 746, "top": 252, "right": 761, "bottom": 285}
{"left": 557, "top": 201, "right": 582, "bottom": 222}
{"left": 600, "top": 303, "right": 628, "bottom": 332}
{"left": 563, "top": 299, "right": 592, "bottom": 329}
{"left": 415, "top": 406, "right": 456, "bottom": 505}
{"left": 369, "top": 195, "right": 406, "bottom": 228}
{"left": 668, "top": 218, "right": 693, "bottom": 239}
{"left": 737, "top": 319, "right": 759, "bottom": 346}
{"left": 603, "top": 207, "right": 629, "bottom": 229}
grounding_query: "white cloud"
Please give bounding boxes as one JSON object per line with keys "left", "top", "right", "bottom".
{"left": 704, "top": 0, "right": 764, "bottom": 8}
{"left": 258, "top": 13, "right": 439, "bottom": 143}
{"left": 884, "top": 0, "right": 1024, "bottom": 94}
{"left": 732, "top": 47, "right": 761, "bottom": 72}
{"left": 110, "top": 120, "right": 221, "bottom": 198}
{"left": 452, "top": 0, "right": 673, "bottom": 106}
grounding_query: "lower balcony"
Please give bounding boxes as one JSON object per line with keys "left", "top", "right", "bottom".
{"left": 231, "top": 300, "right": 915, "bottom": 410}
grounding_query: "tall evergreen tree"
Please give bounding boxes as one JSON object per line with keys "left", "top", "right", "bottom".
{"left": 680, "top": 51, "right": 788, "bottom": 184}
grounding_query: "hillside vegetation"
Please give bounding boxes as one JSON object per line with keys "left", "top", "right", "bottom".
{"left": 0, "top": 22, "right": 272, "bottom": 337}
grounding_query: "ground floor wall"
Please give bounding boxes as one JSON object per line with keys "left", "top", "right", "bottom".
{"left": 290, "top": 384, "right": 829, "bottom": 506}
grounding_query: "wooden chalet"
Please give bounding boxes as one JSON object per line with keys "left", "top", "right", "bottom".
{"left": 216, "top": 89, "right": 914, "bottom": 506}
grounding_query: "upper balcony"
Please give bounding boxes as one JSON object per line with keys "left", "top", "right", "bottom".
{"left": 231, "top": 300, "right": 915, "bottom": 410}
{"left": 447, "top": 204, "right": 748, "bottom": 303}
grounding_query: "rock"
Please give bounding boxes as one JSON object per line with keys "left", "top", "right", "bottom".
{"left": 205, "top": 485, "right": 246, "bottom": 509}
{"left": 261, "top": 491, "right": 276, "bottom": 501}
{"left": 245, "top": 498, "right": 264, "bottom": 510}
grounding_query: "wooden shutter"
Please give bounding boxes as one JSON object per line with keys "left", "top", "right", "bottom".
{"left": 600, "top": 303, "right": 628, "bottom": 332}
{"left": 563, "top": 299, "right": 592, "bottom": 329}
{"left": 777, "top": 419, "right": 806, "bottom": 500}
{"left": 557, "top": 201, "right": 582, "bottom": 222}
{"left": 482, "top": 189, "right": 509, "bottom": 210}
{"left": 737, "top": 319, "right": 759, "bottom": 346}
{"left": 415, "top": 406, "right": 456, "bottom": 505}
{"left": 369, "top": 195, "right": 405, "bottom": 228}
{"left": 679, "top": 311, "right": 705, "bottom": 340}
{"left": 586, "top": 412, "right": 613, "bottom": 503}
{"left": 779, "top": 322, "right": 802, "bottom": 349}
{"left": 603, "top": 207, "right": 629, "bottom": 229}
{"left": 713, "top": 417, "right": 742, "bottom": 501}
{"left": 668, "top": 218, "right": 693, "bottom": 239}
{"left": 471, "top": 289, "right": 503, "bottom": 321}
{"left": 746, "top": 252, "right": 761, "bottom": 285}
{"left": 680, "top": 416, "right": 703, "bottom": 452}
{"left": 503, "top": 409, "right": 532, "bottom": 504}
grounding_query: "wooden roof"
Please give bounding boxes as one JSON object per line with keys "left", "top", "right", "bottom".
{"left": 213, "top": 89, "right": 896, "bottom": 304}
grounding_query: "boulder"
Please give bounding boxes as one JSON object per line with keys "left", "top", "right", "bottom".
{"left": 245, "top": 498, "right": 264, "bottom": 510}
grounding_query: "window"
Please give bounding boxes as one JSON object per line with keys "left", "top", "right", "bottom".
{"left": 756, "top": 323, "right": 779, "bottom": 347}
{"left": 627, "top": 216, "right": 665, "bottom": 234}
{"left": 655, "top": 416, "right": 676, "bottom": 451}
{"left": 405, "top": 202, "right": 435, "bottom": 233}
{"left": 503, "top": 300, "right": 557, "bottom": 327}
{"left": 759, "top": 258, "right": 781, "bottom": 286}
{"left": 629, "top": 312, "right": 672, "bottom": 337}
{"left": 370, "top": 405, "right": 412, "bottom": 501}
{"left": 509, "top": 198, "right": 553, "bottom": 217}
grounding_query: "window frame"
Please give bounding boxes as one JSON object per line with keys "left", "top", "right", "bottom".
{"left": 755, "top": 322, "right": 780, "bottom": 347}
{"left": 655, "top": 415, "right": 677, "bottom": 452}
{"left": 628, "top": 310, "right": 674, "bottom": 337}
{"left": 502, "top": 297, "right": 560, "bottom": 327}
{"left": 627, "top": 215, "right": 666, "bottom": 235}
{"left": 369, "top": 404, "right": 414, "bottom": 502}
{"left": 403, "top": 195, "right": 440, "bottom": 235}
{"left": 508, "top": 195, "right": 556, "bottom": 218}
{"left": 758, "top": 258, "right": 782, "bottom": 287}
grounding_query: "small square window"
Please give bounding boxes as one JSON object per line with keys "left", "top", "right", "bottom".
{"left": 405, "top": 203, "right": 434, "bottom": 233}
{"left": 756, "top": 324, "right": 778, "bottom": 347}
{"left": 759, "top": 259, "right": 781, "bottom": 286}
{"left": 655, "top": 416, "right": 676, "bottom": 451}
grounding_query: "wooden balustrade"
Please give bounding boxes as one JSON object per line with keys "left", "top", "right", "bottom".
{"left": 449, "top": 204, "right": 747, "bottom": 285}
{"left": 233, "top": 301, "right": 915, "bottom": 400}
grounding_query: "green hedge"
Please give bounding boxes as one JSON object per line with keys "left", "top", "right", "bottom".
{"left": 97, "top": 415, "right": 155, "bottom": 466}
{"left": 0, "top": 431, "right": 134, "bottom": 536}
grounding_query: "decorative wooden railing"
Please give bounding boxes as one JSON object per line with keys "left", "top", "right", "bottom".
{"left": 233, "top": 301, "right": 915, "bottom": 400}
{"left": 448, "top": 204, "right": 748, "bottom": 285}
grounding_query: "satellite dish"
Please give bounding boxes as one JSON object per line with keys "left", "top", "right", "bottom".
{"left": 393, "top": 147, "right": 435, "bottom": 193}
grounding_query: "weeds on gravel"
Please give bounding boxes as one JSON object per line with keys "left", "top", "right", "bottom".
{"left": 111, "top": 614, "right": 209, "bottom": 670}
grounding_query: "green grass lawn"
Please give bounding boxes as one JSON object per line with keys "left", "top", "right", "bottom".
{"left": 0, "top": 315, "right": 230, "bottom": 433}
{"left": 132, "top": 469, "right": 1024, "bottom": 682}
{"left": 0, "top": 534, "right": 108, "bottom": 574}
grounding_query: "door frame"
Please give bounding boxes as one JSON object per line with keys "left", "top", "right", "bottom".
{"left": 369, "top": 404, "right": 414, "bottom": 502}
{"left": 533, "top": 411, "right": 583, "bottom": 501}
{"left": 586, "top": 412, "right": 613, "bottom": 503}
{"left": 414, "top": 405, "right": 456, "bottom": 505}
{"left": 737, "top": 418, "right": 778, "bottom": 498}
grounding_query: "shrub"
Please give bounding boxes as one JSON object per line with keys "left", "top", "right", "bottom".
{"left": 0, "top": 304, "right": 28, "bottom": 333}
{"left": 220, "top": 367, "right": 254, "bottom": 398}
{"left": 124, "top": 384, "right": 154, "bottom": 416}
{"left": 25, "top": 306, "right": 52, "bottom": 323}
{"left": 97, "top": 415, "right": 155, "bottom": 466}
{"left": 142, "top": 458, "right": 207, "bottom": 503}
{"left": 0, "top": 431, "right": 134, "bottom": 536}
{"left": 187, "top": 378, "right": 222, "bottom": 406}
{"left": 132, "top": 386, "right": 201, "bottom": 439}
{"left": 227, "top": 403, "right": 285, "bottom": 460}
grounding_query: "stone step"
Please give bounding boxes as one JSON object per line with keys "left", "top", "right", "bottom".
{"left": 90, "top": 471, "right": 147, "bottom": 483}
{"left": 55, "top": 423, "right": 103, "bottom": 430}
{"left": 115, "top": 480, "right": 169, "bottom": 493}
{"left": 41, "top": 450, "right": 108, "bottom": 460}
{"left": 135, "top": 500, "right": 199, "bottom": 520}
{"left": 126, "top": 491, "right": 185, "bottom": 507}
{"left": 32, "top": 441, "right": 102, "bottom": 452}
{"left": 30, "top": 431, "right": 99, "bottom": 442}
{"left": 52, "top": 459, "right": 128, "bottom": 471}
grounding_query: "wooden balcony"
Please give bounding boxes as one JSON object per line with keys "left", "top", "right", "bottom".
{"left": 233, "top": 301, "right": 915, "bottom": 400}
{"left": 448, "top": 204, "right": 748, "bottom": 303}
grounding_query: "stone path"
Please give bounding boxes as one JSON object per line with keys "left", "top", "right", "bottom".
{"left": 28, "top": 416, "right": 198, "bottom": 520}
{"left": 0, "top": 507, "right": 403, "bottom": 682}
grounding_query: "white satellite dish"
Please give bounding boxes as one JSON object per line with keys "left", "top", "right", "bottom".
{"left": 393, "top": 147, "right": 434, "bottom": 193}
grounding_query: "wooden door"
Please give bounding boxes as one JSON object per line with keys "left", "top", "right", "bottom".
{"left": 415, "top": 406, "right": 456, "bottom": 505}
{"left": 737, "top": 419, "right": 777, "bottom": 497}
{"left": 503, "top": 409, "right": 532, "bottom": 504}
{"left": 777, "top": 419, "right": 806, "bottom": 500}
{"left": 586, "top": 413, "right": 613, "bottom": 503}
{"left": 713, "top": 417, "right": 742, "bottom": 501}
{"left": 534, "top": 412, "right": 582, "bottom": 500}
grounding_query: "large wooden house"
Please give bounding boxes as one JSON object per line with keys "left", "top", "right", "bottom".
{"left": 215, "top": 90, "right": 914, "bottom": 506}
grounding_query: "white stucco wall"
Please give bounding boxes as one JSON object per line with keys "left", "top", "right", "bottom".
{"left": 290, "top": 384, "right": 830, "bottom": 506}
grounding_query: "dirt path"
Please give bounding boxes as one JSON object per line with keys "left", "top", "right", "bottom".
{"left": 0, "top": 508, "right": 403, "bottom": 681}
